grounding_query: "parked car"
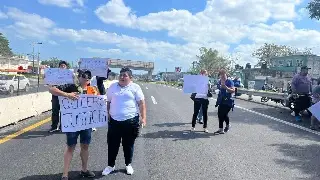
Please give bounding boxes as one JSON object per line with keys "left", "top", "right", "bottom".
{"left": 0, "top": 74, "right": 30, "bottom": 94}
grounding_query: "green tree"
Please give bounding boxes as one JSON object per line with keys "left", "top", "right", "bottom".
{"left": 306, "top": 0, "right": 320, "bottom": 20}
{"left": 0, "top": 33, "right": 13, "bottom": 57}
{"left": 252, "top": 43, "right": 313, "bottom": 66}
{"left": 41, "top": 57, "right": 70, "bottom": 68}
{"left": 189, "top": 47, "right": 230, "bottom": 77}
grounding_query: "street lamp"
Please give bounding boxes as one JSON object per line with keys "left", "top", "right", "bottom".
{"left": 35, "top": 43, "right": 43, "bottom": 92}
{"left": 30, "top": 42, "right": 42, "bottom": 74}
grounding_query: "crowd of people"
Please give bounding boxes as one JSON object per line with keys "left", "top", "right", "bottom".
{"left": 190, "top": 69, "right": 235, "bottom": 134}
{"left": 48, "top": 61, "right": 146, "bottom": 180}
{"left": 46, "top": 61, "right": 319, "bottom": 180}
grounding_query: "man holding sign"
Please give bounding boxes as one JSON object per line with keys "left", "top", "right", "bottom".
{"left": 49, "top": 60, "right": 68, "bottom": 133}
{"left": 49, "top": 70, "right": 96, "bottom": 180}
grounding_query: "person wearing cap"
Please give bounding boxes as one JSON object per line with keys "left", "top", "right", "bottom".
{"left": 102, "top": 67, "right": 146, "bottom": 176}
{"left": 49, "top": 69, "right": 96, "bottom": 180}
{"left": 214, "top": 69, "right": 235, "bottom": 134}
{"left": 291, "top": 66, "right": 313, "bottom": 122}
{"left": 49, "top": 60, "right": 68, "bottom": 133}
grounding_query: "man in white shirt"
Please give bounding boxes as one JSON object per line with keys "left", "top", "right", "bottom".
{"left": 102, "top": 67, "right": 146, "bottom": 176}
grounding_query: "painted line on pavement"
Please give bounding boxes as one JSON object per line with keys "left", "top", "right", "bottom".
{"left": 208, "top": 98, "right": 320, "bottom": 136}
{"left": 0, "top": 118, "right": 51, "bottom": 145}
{"left": 146, "top": 87, "right": 148, "bottom": 89}
{"left": 151, "top": 96, "right": 157, "bottom": 104}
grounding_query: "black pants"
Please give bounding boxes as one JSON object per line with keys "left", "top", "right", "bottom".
{"left": 192, "top": 98, "right": 209, "bottom": 128}
{"left": 51, "top": 96, "right": 61, "bottom": 130}
{"left": 218, "top": 104, "right": 231, "bottom": 129}
{"left": 107, "top": 116, "right": 140, "bottom": 167}
{"left": 294, "top": 95, "right": 312, "bottom": 116}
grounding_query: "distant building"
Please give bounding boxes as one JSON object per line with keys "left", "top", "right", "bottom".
{"left": 270, "top": 55, "right": 320, "bottom": 78}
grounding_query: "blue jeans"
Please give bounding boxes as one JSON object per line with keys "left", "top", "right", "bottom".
{"left": 197, "top": 105, "right": 203, "bottom": 121}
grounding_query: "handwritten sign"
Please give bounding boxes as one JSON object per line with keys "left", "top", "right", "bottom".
{"left": 44, "top": 68, "right": 74, "bottom": 85}
{"left": 59, "top": 94, "right": 108, "bottom": 132}
{"left": 309, "top": 101, "right": 320, "bottom": 122}
{"left": 79, "top": 58, "right": 108, "bottom": 77}
{"left": 183, "top": 75, "right": 209, "bottom": 94}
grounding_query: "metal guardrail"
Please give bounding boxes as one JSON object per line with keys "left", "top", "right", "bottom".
{"left": 237, "top": 88, "right": 288, "bottom": 100}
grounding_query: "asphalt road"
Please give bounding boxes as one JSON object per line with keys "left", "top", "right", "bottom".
{"left": 0, "top": 83, "right": 320, "bottom": 180}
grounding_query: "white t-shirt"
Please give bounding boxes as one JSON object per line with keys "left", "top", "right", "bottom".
{"left": 107, "top": 82, "right": 145, "bottom": 121}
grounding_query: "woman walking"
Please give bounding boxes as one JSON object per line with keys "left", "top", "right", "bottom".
{"left": 215, "top": 69, "right": 235, "bottom": 134}
{"left": 191, "top": 69, "right": 211, "bottom": 133}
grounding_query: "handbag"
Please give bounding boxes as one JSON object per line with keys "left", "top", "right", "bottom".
{"left": 190, "top": 93, "right": 196, "bottom": 100}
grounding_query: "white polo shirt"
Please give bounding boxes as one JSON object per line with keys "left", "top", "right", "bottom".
{"left": 107, "top": 82, "right": 145, "bottom": 121}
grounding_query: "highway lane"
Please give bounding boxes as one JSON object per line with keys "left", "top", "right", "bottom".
{"left": 0, "top": 82, "right": 320, "bottom": 180}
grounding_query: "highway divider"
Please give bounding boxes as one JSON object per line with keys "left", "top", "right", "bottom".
{"left": 0, "top": 91, "right": 52, "bottom": 127}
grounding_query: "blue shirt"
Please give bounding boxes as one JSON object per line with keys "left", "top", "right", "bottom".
{"left": 233, "top": 79, "right": 241, "bottom": 87}
{"left": 216, "top": 79, "right": 234, "bottom": 107}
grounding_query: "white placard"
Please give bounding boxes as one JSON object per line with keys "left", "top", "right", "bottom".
{"left": 44, "top": 68, "right": 74, "bottom": 85}
{"left": 309, "top": 101, "right": 320, "bottom": 122}
{"left": 248, "top": 81, "right": 255, "bottom": 90}
{"left": 183, "top": 75, "right": 209, "bottom": 94}
{"left": 79, "top": 58, "right": 108, "bottom": 77}
{"left": 59, "top": 94, "right": 108, "bottom": 132}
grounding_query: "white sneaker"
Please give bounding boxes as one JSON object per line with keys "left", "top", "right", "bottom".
{"left": 203, "top": 128, "right": 209, "bottom": 133}
{"left": 191, "top": 127, "right": 195, "bottom": 131}
{"left": 102, "top": 166, "right": 115, "bottom": 176}
{"left": 126, "top": 164, "right": 134, "bottom": 175}
{"left": 92, "top": 128, "right": 97, "bottom": 132}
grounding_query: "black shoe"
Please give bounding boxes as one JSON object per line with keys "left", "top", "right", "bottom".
{"left": 49, "top": 128, "right": 59, "bottom": 133}
{"left": 224, "top": 125, "right": 230, "bottom": 132}
{"left": 80, "top": 170, "right": 95, "bottom": 178}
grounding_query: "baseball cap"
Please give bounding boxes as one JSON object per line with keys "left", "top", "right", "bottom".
{"left": 301, "top": 66, "right": 311, "bottom": 70}
{"left": 59, "top": 60, "right": 68, "bottom": 67}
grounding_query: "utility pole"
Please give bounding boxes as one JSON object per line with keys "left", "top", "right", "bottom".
{"left": 32, "top": 45, "right": 35, "bottom": 74}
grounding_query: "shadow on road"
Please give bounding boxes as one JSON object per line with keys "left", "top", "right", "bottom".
{"left": 153, "top": 122, "right": 189, "bottom": 127}
{"left": 0, "top": 130, "right": 63, "bottom": 140}
{"left": 143, "top": 130, "right": 216, "bottom": 141}
{"left": 270, "top": 143, "right": 320, "bottom": 180}
{"left": 19, "top": 171, "right": 106, "bottom": 180}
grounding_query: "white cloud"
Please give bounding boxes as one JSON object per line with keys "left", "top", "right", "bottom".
{"left": 48, "top": 40, "right": 58, "bottom": 45}
{"left": 95, "top": 0, "right": 302, "bottom": 45}
{"left": 79, "top": 47, "right": 122, "bottom": 54}
{"left": 51, "top": 28, "right": 229, "bottom": 66}
{"left": 38, "top": 0, "right": 84, "bottom": 8}
{"left": 6, "top": 7, "right": 55, "bottom": 38}
{"left": 0, "top": 11, "right": 8, "bottom": 19}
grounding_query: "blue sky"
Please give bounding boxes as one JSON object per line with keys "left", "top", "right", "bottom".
{"left": 0, "top": 0, "right": 319, "bottom": 74}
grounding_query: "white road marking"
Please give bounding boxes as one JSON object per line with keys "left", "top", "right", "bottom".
{"left": 151, "top": 96, "right": 157, "bottom": 104}
{"left": 209, "top": 98, "right": 320, "bottom": 136}
{"left": 146, "top": 87, "right": 148, "bottom": 89}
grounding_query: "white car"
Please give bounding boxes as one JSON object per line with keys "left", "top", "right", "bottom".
{"left": 0, "top": 74, "right": 30, "bottom": 94}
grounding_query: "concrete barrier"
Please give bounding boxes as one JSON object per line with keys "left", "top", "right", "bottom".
{"left": 0, "top": 92, "right": 52, "bottom": 127}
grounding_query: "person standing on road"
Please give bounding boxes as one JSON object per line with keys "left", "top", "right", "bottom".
{"left": 214, "top": 69, "right": 235, "bottom": 134}
{"left": 49, "top": 69, "right": 96, "bottom": 180}
{"left": 191, "top": 69, "right": 210, "bottom": 133}
{"left": 291, "top": 66, "right": 313, "bottom": 122}
{"left": 102, "top": 67, "right": 146, "bottom": 176}
{"left": 49, "top": 60, "right": 67, "bottom": 133}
